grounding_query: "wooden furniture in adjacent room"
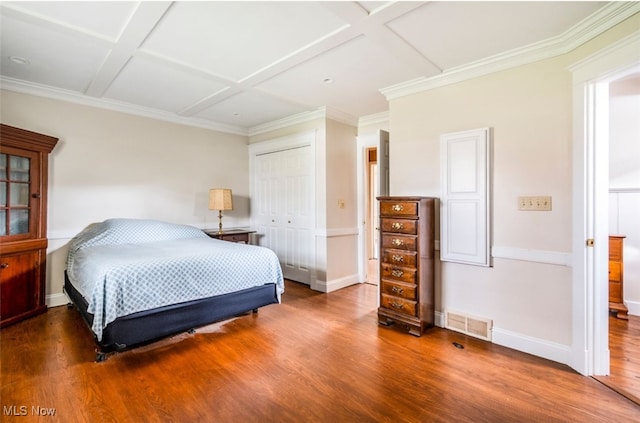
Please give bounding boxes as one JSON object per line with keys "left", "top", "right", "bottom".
{"left": 609, "top": 235, "right": 628, "bottom": 320}
{"left": 377, "top": 196, "right": 436, "bottom": 336}
{"left": 0, "top": 124, "right": 58, "bottom": 328}
{"left": 203, "top": 228, "right": 256, "bottom": 244}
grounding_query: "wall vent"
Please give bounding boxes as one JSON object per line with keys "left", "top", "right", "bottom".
{"left": 444, "top": 310, "right": 492, "bottom": 341}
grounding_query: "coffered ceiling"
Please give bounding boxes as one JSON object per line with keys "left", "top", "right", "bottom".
{"left": 1, "top": 1, "right": 637, "bottom": 135}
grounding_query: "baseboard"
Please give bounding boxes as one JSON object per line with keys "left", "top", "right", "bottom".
{"left": 47, "top": 292, "right": 70, "bottom": 308}
{"left": 312, "top": 273, "right": 360, "bottom": 293}
{"left": 436, "top": 309, "right": 570, "bottom": 365}
{"left": 491, "top": 327, "right": 571, "bottom": 366}
{"left": 625, "top": 300, "right": 640, "bottom": 316}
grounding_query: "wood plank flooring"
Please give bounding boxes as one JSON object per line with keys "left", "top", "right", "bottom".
{"left": 594, "top": 314, "right": 640, "bottom": 404}
{"left": 1, "top": 280, "right": 639, "bottom": 422}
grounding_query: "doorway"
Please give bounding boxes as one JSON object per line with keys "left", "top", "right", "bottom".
{"left": 367, "top": 147, "right": 379, "bottom": 284}
{"left": 569, "top": 32, "right": 639, "bottom": 377}
{"left": 356, "top": 130, "right": 389, "bottom": 286}
{"left": 593, "top": 71, "right": 640, "bottom": 401}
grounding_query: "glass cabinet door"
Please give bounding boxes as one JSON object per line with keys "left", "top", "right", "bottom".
{"left": 0, "top": 149, "right": 38, "bottom": 238}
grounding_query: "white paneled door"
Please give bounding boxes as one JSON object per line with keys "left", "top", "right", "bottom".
{"left": 254, "top": 146, "right": 313, "bottom": 284}
{"left": 440, "top": 127, "right": 492, "bottom": 267}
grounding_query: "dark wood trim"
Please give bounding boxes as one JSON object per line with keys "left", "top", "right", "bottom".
{"left": 0, "top": 238, "right": 48, "bottom": 255}
{"left": 0, "top": 124, "right": 59, "bottom": 153}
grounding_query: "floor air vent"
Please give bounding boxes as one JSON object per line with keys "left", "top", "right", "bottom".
{"left": 445, "top": 310, "right": 492, "bottom": 341}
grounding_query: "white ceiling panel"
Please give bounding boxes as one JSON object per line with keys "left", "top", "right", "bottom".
{"left": 3, "top": 1, "right": 136, "bottom": 41}
{"left": 256, "top": 35, "right": 422, "bottom": 117}
{"left": 0, "top": 14, "right": 111, "bottom": 92}
{"left": 388, "top": 1, "right": 607, "bottom": 70}
{"left": 104, "top": 56, "right": 230, "bottom": 114}
{"left": 140, "top": 1, "right": 348, "bottom": 82}
{"left": 196, "top": 90, "right": 308, "bottom": 128}
{"left": 0, "top": 1, "right": 633, "bottom": 135}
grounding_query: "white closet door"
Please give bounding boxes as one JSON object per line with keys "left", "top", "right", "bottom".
{"left": 255, "top": 152, "right": 282, "bottom": 257}
{"left": 254, "top": 146, "right": 313, "bottom": 284}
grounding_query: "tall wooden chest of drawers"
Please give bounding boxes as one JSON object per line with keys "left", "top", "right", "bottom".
{"left": 609, "top": 235, "right": 627, "bottom": 320}
{"left": 377, "top": 196, "right": 436, "bottom": 336}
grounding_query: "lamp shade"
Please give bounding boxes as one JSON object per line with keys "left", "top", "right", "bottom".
{"left": 209, "top": 188, "right": 233, "bottom": 211}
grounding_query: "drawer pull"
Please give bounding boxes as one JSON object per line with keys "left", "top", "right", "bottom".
{"left": 391, "top": 269, "right": 404, "bottom": 278}
{"left": 391, "top": 204, "right": 404, "bottom": 212}
{"left": 391, "top": 222, "right": 404, "bottom": 230}
{"left": 392, "top": 255, "right": 404, "bottom": 263}
{"left": 391, "top": 286, "right": 404, "bottom": 295}
{"left": 0, "top": 263, "right": 8, "bottom": 269}
{"left": 390, "top": 302, "right": 404, "bottom": 310}
{"left": 392, "top": 238, "right": 404, "bottom": 247}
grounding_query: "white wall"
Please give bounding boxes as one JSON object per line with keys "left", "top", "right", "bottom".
{"left": 386, "top": 10, "right": 640, "bottom": 363}
{"left": 609, "top": 77, "right": 640, "bottom": 190}
{"left": 609, "top": 76, "right": 640, "bottom": 314}
{"left": 1, "top": 90, "right": 250, "bottom": 305}
{"left": 390, "top": 57, "right": 574, "bottom": 350}
{"left": 325, "top": 119, "right": 358, "bottom": 287}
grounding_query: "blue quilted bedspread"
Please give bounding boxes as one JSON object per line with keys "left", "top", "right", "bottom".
{"left": 66, "top": 219, "right": 284, "bottom": 341}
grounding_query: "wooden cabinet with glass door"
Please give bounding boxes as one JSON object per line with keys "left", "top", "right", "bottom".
{"left": 0, "top": 124, "right": 58, "bottom": 328}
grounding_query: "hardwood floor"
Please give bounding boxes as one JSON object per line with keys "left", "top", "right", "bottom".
{"left": 594, "top": 314, "right": 640, "bottom": 404}
{"left": 1, "top": 280, "right": 639, "bottom": 422}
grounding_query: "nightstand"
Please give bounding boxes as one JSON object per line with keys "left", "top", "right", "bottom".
{"left": 203, "top": 228, "right": 256, "bottom": 244}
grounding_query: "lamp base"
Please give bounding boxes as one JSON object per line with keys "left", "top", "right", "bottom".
{"left": 218, "top": 210, "right": 224, "bottom": 234}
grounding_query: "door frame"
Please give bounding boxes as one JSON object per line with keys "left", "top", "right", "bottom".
{"left": 569, "top": 31, "right": 640, "bottom": 376}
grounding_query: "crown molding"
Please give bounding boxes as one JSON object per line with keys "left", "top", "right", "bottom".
{"left": 248, "top": 106, "right": 357, "bottom": 137}
{"left": 381, "top": 2, "right": 640, "bottom": 101}
{"left": 567, "top": 30, "right": 640, "bottom": 76}
{"left": 1, "top": 74, "right": 360, "bottom": 138}
{"left": 358, "top": 111, "right": 389, "bottom": 128}
{"left": 563, "top": 1, "right": 640, "bottom": 50}
{"left": 321, "top": 106, "right": 359, "bottom": 127}
{"left": 247, "top": 108, "right": 325, "bottom": 137}
{"left": 0, "top": 76, "right": 250, "bottom": 136}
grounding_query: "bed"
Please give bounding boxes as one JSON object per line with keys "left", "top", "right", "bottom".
{"left": 64, "top": 218, "right": 284, "bottom": 361}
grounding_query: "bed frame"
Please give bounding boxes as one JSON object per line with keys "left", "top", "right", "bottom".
{"left": 64, "top": 271, "right": 278, "bottom": 362}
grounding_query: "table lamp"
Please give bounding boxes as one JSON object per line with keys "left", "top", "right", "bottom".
{"left": 209, "top": 188, "right": 233, "bottom": 234}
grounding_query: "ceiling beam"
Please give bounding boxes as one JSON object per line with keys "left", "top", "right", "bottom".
{"left": 84, "top": 2, "right": 172, "bottom": 97}
{"left": 321, "top": 1, "right": 441, "bottom": 76}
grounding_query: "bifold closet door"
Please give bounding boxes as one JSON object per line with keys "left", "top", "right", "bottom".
{"left": 254, "top": 146, "right": 313, "bottom": 284}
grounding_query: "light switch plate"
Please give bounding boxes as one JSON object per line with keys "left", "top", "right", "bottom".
{"left": 518, "top": 196, "right": 552, "bottom": 211}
